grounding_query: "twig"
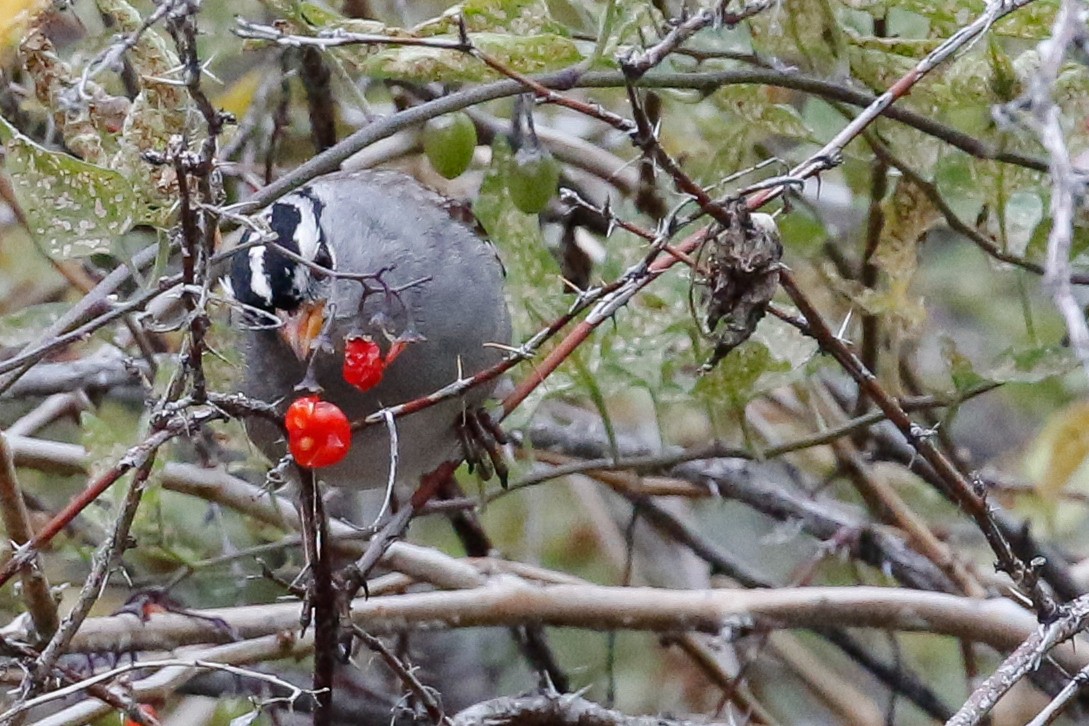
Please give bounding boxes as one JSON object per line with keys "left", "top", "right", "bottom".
{"left": 163, "top": 0, "right": 229, "bottom": 405}
{"left": 450, "top": 691, "right": 725, "bottom": 726}
{"left": 0, "top": 409, "right": 222, "bottom": 590}
{"left": 15, "top": 452, "right": 160, "bottom": 711}
{"left": 296, "top": 466, "right": 336, "bottom": 726}
{"left": 227, "top": 65, "right": 1049, "bottom": 215}
{"left": 0, "top": 433, "right": 57, "bottom": 640}
{"left": 620, "top": 1, "right": 775, "bottom": 80}
{"left": 66, "top": 583, "right": 1080, "bottom": 661}
{"left": 779, "top": 269, "right": 1055, "bottom": 618}
{"left": 948, "top": 593, "right": 1089, "bottom": 726}
{"left": 351, "top": 626, "right": 452, "bottom": 726}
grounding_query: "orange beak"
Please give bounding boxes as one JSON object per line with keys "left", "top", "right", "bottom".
{"left": 277, "top": 300, "right": 326, "bottom": 360}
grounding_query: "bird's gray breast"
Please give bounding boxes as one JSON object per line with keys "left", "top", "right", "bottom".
{"left": 239, "top": 170, "right": 511, "bottom": 489}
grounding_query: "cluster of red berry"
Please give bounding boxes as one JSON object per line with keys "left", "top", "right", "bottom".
{"left": 284, "top": 337, "right": 391, "bottom": 468}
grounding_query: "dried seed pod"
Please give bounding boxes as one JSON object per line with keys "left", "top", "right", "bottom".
{"left": 692, "top": 207, "right": 782, "bottom": 372}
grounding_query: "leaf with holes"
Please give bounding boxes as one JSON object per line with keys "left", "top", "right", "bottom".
{"left": 416, "top": 0, "right": 569, "bottom": 36}
{"left": 0, "top": 116, "right": 141, "bottom": 258}
{"left": 359, "top": 32, "right": 581, "bottom": 82}
{"left": 0, "top": 303, "right": 67, "bottom": 347}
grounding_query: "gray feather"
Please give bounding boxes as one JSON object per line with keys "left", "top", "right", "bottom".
{"left": 240, "top": 170, "right": 511, "bottom": 490}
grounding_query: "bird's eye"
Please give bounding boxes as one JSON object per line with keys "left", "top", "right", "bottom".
{"left": 227, "top": 235, "right": 309, "bottom": 315}
{"left": 228, "top": 191, "right": 331, "bottom": 316}
{"left": 313, "top": 244, "right": 333, "bottom": 271}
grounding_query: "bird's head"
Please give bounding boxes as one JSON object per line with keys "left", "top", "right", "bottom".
{"left": 226, "top": 188, "right": 336, "bottom": 360}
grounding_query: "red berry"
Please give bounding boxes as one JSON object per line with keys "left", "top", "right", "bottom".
{"left": 343, "top": 336, "right": 385, "bottom": 392}
{"left": 284, "top": 396, "right": 352, "bottom": 468}
{"left": 124, "top": 704, "right": 158, "bottom": 726}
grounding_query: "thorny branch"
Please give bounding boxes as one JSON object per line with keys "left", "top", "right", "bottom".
{"left": 0, "top": 434, "right": 56, "bottom": 642}
{"left": 13, "top": 454, "right": 159, "bottom": 716}
{"left": 619, "top": 0, "right": 776, "bottom": 81}
{"left": 948, "top": 593, "right": 1089, "bottom": 726}
{"left": 998, "top": 0, "right": 1089, "bottom": 375}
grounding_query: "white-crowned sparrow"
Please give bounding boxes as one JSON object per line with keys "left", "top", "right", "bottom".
{"left": 226, "top": 169, "right": 511, "bottom": 490}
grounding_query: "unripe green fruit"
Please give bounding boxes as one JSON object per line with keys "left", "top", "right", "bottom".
{"left": 506, "top": 145, "right": 560, "bottom": 214}
{"left": 422, "top": 112, "right": 477, "bottom": 179}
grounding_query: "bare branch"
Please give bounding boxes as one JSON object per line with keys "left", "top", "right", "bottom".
{"left": 0, "top": 434, "right": 56, "bottom": 641}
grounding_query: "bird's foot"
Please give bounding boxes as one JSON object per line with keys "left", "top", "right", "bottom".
{"left": 457, "top": 409, "right": 510, "bottom": 488}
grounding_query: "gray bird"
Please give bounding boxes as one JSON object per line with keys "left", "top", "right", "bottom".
{"left": 226, "top": 169, "right": 511, "bottom": 491}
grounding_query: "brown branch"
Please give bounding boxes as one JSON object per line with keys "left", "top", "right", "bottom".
{"left": 0, "top": 410, "right": 222, "bottom": 591}
{"left": 231, "top": 66, "right": 1048, "bottom": 216}
{"left": 66, "top": 584, "right": 1080, "bottom": 661}
{"left": 296, "top": 466, "right": 335, "bottom": 726}
{"left": 523, "top": 444, "right": 954, "bottom": 594}
{"left": 778, "top": 269, "right": 1055, "bottom": 618}
{"left": 949, "top": 593, "right": 1089, "bottom": 726}
{"left": 352, "top": 626, "right": 452, "bottom": 726}
{"left": 865, "top": 133, "right": 1089, "bottom": 284}
{"left": 0, "top": 434, "right": 57, "bottom": 641}
{"left": 451, "top": 691, "right": 724, "bottom": 726}
{"left": 15, "top": 452, "right": 160, "bottom": 715}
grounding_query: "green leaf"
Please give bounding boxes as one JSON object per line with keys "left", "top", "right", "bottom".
{"left": 474, "top": 136, "right": 561, "bottom": 334}
{"left": 358, "top": 32, "right": 582, "bottom": 82}
{"left": 0, "top": 303, "right": 67, "bottom": 346}
{"left": 934, "top": 154, "right": 984, "bottom": 222}
{"left": 749, "top": 0, "right": 847, "bottom": 75}
{"left": 1000, "top": 190, "right": 1044, "bottom": 257}
{"left": 940, "top": 336, "right": 987, "bottom": 393}
{"left": 416, "top": 0, "right": 569, "bottom": 36}
{"left": 942, "top": 337, "right": 1077, "bottom": 389}
{"left": 987, "top": 37, "right": 1020, "bottom": 102}
{"left": 299, "top": 2, "right": 387, "bottom": 31}
{"left": 0, "top": 116, "right": 141, "bottom": 258}
{"left": 986, "top": 345, "right": 1079, "bottom": 384}
{"left": 711, "top": 87, "right": 813, "bottom": 139}
{"left": 994, "top": 1, "right": 1066, "bottom": 40}
{"left": 693, "top": 340, "right": 791, "bottom": 408}
{"left": 79, "top": 405, "right": 140, "bottom": 483}
{"left": 591, "top": 0, "right": 666, "bottom": 68}
{"left": 589, "top": 0, "right": 620, "bottom": 66}
{"left": 849, "top": 0, "right": 1059, "bottom": 39}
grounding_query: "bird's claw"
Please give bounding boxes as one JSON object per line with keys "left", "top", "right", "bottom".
{"left": 458, "top": 409, "right": 510, "bottom": 488}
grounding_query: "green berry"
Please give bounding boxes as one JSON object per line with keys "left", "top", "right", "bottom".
{"left": 506, "top": 145, "right": 560, "bottom": 214}
{"left": 422, "top": 112, "right": 477, "bottom": 179}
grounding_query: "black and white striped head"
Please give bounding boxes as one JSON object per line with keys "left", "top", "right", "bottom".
{"left": 226, "top": 188, "right": 336, "bottom": 315}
